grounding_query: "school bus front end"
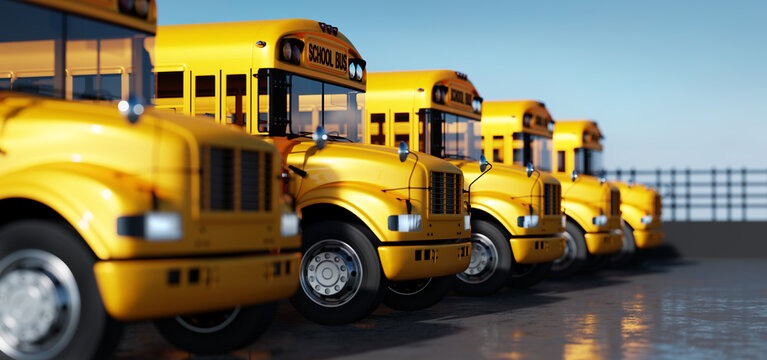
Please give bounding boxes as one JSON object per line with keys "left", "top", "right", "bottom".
{"left": 366, "top": 70, "right": 566, "bottom": 293}
{"left": 615, "top": 182, "right": 664, "bottom": 249}
{"left": 0, "top": 2, "right": 300, "bottom": 357}
{"left": 156, "top": 20, "right": 470, "bottom": 324}
{"left": 483, "top": 101, "right": 622, "bottom": 278}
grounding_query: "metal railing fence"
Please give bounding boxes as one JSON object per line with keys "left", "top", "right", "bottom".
{"left": 603, "top": 168, "right": 767, "bottom": 222}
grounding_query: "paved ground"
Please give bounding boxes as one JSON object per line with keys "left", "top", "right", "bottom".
{"left": 113, "top": 257, "right": 767, "bottom": 359}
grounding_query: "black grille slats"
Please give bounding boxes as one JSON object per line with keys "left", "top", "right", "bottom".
{"left": 430, "top": 172, "right": 461, "bottom": 215}
{"left": 542, "top": 184, "right": 562, "bottom": 215}
{"left": 200, "top": 146, "right": 273, "bottom": 212}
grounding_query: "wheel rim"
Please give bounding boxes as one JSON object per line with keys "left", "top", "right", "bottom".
{"left": 552, "top": 231, "right": 577, "bottom": 272}
{"left": 387, "top": 278, "right": 432, "bottom": 296}
{"left": 456, "top": 233, "right": 498, "bottom": 284}
{"left": 0, "top": 250, "right": 81, "bottom": 360}
{"left": 300, "top": 240, "right": 363, "bottom": 307}
{"left": 610, "top": 227, "right": 635, "bottom": 264}
{"left": 175, "top": 306, "right": 241, "bottom": 334}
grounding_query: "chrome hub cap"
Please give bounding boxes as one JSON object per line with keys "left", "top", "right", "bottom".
{"left": 0, "top": 250, "right": 80, "bottom": 360}
{"left": 457, "top": 233, "right": 498, "bottom": 284}
{"left": 300, "top": 240, "right": 362, "bottom": 307}
{"left": 552, "top": 231, "right": 577, "bottom": 272}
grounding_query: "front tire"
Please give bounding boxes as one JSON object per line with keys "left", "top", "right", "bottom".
{"left": 507, "top": 262, "right": 552, "bottom": 289}
{"left": 382, "top": 276, "right": 454, "bottom": 311}
{"left": 290, "top": 221, "right": 382, "bottom": 325}
{"left": 609, "top": 222, "right": 638, "bottom": 267}
{"left": 0, "top": 220, "right": 122, "bottom": 360}
{"left": 454, "top": 220, "right": 512, "bottom": 296}
{"left": 154, "top": 303, "right": 277, "bottom": 354}
{"left": 549, "top": 220, "right": 588, "bottom": 279}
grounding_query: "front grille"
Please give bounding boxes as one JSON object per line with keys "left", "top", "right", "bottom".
{"left": 610, "top": 190, "right": 621, "bottom": 216}
{"left": 543, "top": 183, "right": 562, "bottom": 215}
{"left": 430, "top": 172, "right": 461, "bottom": 215}
{"left": 200, "top": 146, "right": 274, "bottom": 212}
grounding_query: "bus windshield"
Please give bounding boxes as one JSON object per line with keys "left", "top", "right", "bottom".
{"left": 574, "top": 148, "right": 604, "bottom": 176}
{"left": 258, "top": 69, "right": 365, "bottom": 142}
{"left": 513, "top": 133, "right": 553, "bottom": 172}
{"left": 420, "top": 109, "right": 482, "bottom": 161}
{"left": 0, "top": 0, "right": 155, "bottom": 103}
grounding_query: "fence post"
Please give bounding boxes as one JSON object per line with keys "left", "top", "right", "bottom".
{"left": 616, "top": 168, "right": 622, "bottom": 182}
{"left": 742, "top": 168, "right": 747, "bottom": 221}
{"left": 630, "top": 168, "right": 636, "bottom": 185}
{"left": 656, "top": 168, "right": 661, "bottom": 191}
{"left": 686, "top": 168, "right": 691, "bottom": 221}
{"left": 670, "top": 168, "right": 676, "bottom": 221}
{"left": 726, "top": 168, "right": 732, "bottom": 221}
{"left": 711, "top": 168, "right": 717, "bottom": 222}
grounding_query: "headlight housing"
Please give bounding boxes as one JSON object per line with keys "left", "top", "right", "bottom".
{"left": 517, "top": 215, "right": 539, "bottom": 228}
{"left": 388, "top": 214, "right": 422, "bottom": 232}
{"left": 281, "top": 213, "right": 301, "bottom": 237}
{"left": 464, "top": 215, "right": 471, "bottom": 230}
{"left": 117, "top": 212, "right": 183, "bottom": 241}
{"left": 592, "top": 214, "right": 608, "bottom": 226}
{"left": 641, "top": 215, "right": 653, "bottom": 225}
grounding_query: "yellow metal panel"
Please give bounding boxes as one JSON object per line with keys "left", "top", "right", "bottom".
{"left": 93, "top": 252, "right": 301, "bottom": 321}
{"left": 377, "top": 242, "right": 471, "bottom": 281}
{"left": 634, "top": 228, "right": 664, "bottom": 249}
{"left": 510, "top": 235, "right": 566, "bottom": 264}
{"left": 584, "top": 231, "right": 624, "bottom": 255}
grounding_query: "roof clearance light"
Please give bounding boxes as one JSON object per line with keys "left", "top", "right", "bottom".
{"left": 523, "top": 113, "right": 532, "bottom": 127}
{"left": 282, "top": 42, "right": 292, "bottom": 63}
{"left": 291, "top": 43, "right": 301, "bottom": 64}
{"left": 349, "top": 63, "right": 356, "bottom": 79}
{"left": 548, "top": 121, "right": 555, "bottom": 133}
{"left": 355, "top": 63, "right": 363, "bottom": 81}
{"left": 134, "top": 0, "right": 149, "bottom": 17}
{"left": 118, "top": 0, "right": 134, "bottom": 14}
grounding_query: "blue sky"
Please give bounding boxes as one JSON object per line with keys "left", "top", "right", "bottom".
{"left": 158, "top": 0, "right": 767, "bottom": 170}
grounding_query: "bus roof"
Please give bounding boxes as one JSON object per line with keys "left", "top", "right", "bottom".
{"left": 367, "top": 70, "right": 481, "bottom": 120}
{"left": 553, "top": 119, "right": 603, "bottom": 151}
{"left": 482, "top": 100, "right": 553, "bottom": 138}
{"left": 22, "top": 0, "right": 156, "bottom": 33}
{"left": 157, "top": 19, "right": 365, "bottom": 90}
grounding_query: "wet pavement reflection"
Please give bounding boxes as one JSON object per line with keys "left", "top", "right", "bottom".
{"left": 114, "top": 259, "right": 767, "bottom": 359}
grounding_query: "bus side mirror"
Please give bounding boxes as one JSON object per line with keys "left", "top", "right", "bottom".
{"left": 118, "top": 95, "right": 144, "bottom": 124}
{"left": 312, "top": 126, "right": 328, "bottom": 150}
{"left": 479, "top": 154, "right": 490, "bottom": 172}
{"left": 571, "top": 170, "right": 579, "bottom": 182}
{"left": 526, "top": 162, "right": 534, "bottom": 178}
{"left": 398, "top": 141, "right": 410, "bottom": 163}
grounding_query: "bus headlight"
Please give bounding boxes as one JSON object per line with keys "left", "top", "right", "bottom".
{"left": 388, "top": 214, "right": 422, "bottom": 232}
{"left": 561, "top": 215, "right": 567, "bottom": 228}
{"left": 641, "top": 215, "right": 653, "bottom": 225}
{"left": 117, "top": 212, "right": 183, "bottom": 242}
{"left": 517, "top": 215, "right": 539, "bottom": 228}
{"left": 349, "top": 63, "right": 356, "bottom": 79}
{"left": 592, "top": 215, "right": 608, "bottom": 226}
{"left": 464, "top": 215, "right": 471, "bottom": 230}
{"left": 281, "top": 213, "right": 301, "bottom": 237}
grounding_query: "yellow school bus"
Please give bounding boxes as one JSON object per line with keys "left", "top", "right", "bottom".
{"left": 156, "top": 21, "right": 471, "bottom": 324}
{"left": 482, "top": 101, "right": 623, "bottom": 278}
{"left": 0, "top": 1, "right": 302, "bottom": 358}
{"left": 557, "top": 120, "right": 664, "bottom": 265}
{"left": 366, "top": 70, "right": 565, "bottom": 294}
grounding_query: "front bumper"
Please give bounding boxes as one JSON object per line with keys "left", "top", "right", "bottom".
{"left": 377, "top": 242, "right": 471, "bottom": 281}
{"left": 93, "top": 252, "right": 301, "bottom": 321}
{"left": 510, "top": 235, "right": 566, "bottom": 264}
{"left": 584, "top": 230, "right": 623, "bottom": 255}
{"left": 634, "top": 228, "right": 664, "bottom": 248}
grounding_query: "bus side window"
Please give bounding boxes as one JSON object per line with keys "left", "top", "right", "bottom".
{"left": 0, "top": 76, "right": 9, "bottom": 90}
{"left": 493, "top": 135, "right": 504, "bottom": 163}
{"left": 370, "top": 113, "right": 386, "bottom": 145}
{"left": 394, "top": 112, "right": 409, "bottom": 147}
{"left": 195, "top": 75, "right": 215, "bottom": 119}
{"left": 226, "top": 74, "right": 246, "bottom": 127}
{"left": 156, "top": 71, "right": 183, "bottom": 112}
{"left": 558, "top": 151, "right": 566, "bottom": 172}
